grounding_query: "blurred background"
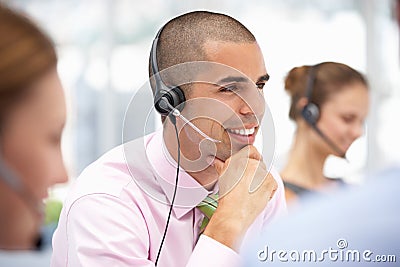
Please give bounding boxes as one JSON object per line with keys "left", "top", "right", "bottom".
{"left": 2, "top": 0, "right": 399, "bottom": 200}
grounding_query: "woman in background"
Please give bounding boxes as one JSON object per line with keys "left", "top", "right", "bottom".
{"left": 281, "top": 62, "right": 369, "bottom": 205}
{"left": 0, "top": 3, "right": 68, "bottom": 252}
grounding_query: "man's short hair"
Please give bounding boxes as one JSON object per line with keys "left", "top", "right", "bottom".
{"left": 148, "top": 11, "right": 256, "bottom": 96}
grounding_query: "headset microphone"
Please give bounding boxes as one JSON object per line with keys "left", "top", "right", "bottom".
{"left": 161, "top": 99, "right": 221, "bottom": 143}
{"left": 309, "top": 123, "right": 347, "bottom": 160}
{"left": 301, "top": 65, "right": 347, "bottom": 160}
{"left": 0, "top": 152, "right": 44, "bottom": 215}
{"left": 0, "top": 150, "right": 44, "bottom": 250}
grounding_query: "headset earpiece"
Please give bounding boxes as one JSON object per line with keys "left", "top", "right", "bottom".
{"left": 151, "top": 27, "right": 186, "bottom": 117}
{"left": 154, "top": 86, "right": 186, "bottom": 116}
{"left": 301, "top": 102, "right": 320, "bottom": 126}
{"left": 301, "top": 65, "right": 320, "bottom": 126}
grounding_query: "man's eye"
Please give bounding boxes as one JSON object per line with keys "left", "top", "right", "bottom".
{"left": 220, "top": 85, "right": 237, "bottom": 92}
{"left": 256, "top": 82, "right": 265, "bottom": 90}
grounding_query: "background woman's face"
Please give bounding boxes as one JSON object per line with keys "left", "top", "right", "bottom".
{"left": 0, "top": 67, "right": 68, "bottom": 248}
{"left": 317, "top": 82, "right": 369, "bottom": 155}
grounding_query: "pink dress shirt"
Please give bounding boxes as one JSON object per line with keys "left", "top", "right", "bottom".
{"left": 51, "top": 128, "right": 286, "bottom": 266}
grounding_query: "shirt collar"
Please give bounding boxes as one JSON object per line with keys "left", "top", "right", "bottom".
{"left": 146, "top": 128, "right": 212, "bottom": 219}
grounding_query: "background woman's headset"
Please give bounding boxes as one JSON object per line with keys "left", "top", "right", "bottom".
{"left": 301, "top": 64, "right": 321, "bottom": 126}
{"left": 301, "top": 64, "right": 346, "bottom": 158}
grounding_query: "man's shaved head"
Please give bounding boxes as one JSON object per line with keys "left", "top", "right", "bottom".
{"left": 149, "top": 11, "right": 256, "bottom": 95}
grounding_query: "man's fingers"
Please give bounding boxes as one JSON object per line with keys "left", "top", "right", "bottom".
{"left": 235, "top": 145, "right": 262, "bottom": 161}
{"left": 263, "top": 174, "right": 278, "bottom": 200}
{"left": 248, "top": 171, "right": 277, "bottom": 198}
{"left": 214, "top": 145, "right": 263, "bottom": 177}
{"left": 269, "top": 181, "right": 278, "bottom": 200}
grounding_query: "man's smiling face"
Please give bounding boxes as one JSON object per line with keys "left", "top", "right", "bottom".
{"left": 179, "top": 41, "right": 269, "bottom": 164}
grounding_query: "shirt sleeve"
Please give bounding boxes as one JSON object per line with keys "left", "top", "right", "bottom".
{"left": 186, "top": 235, "right": 242, "bottom": 267}
{"left": 62, "top": 194, "right": 154, "bottom": 267}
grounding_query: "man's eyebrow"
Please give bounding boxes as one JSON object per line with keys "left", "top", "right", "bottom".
{"left": 216, "top": 76, "right": 249, "bottom": 85}
{"left": 215, "top": 73, "right": 270, "bottom": 85}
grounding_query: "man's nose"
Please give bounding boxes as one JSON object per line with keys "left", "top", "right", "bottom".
{"left": 239, "top": 98, "right": 255, "bottom": 116}
{"left": 238, "top": 86, "right": 265, "bottom": 117}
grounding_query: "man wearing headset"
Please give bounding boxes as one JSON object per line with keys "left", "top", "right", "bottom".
{"left": 52, "top": 11, "right": 286, "bottom": 266}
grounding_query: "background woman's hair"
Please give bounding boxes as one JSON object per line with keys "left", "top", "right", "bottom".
{"left": 0, "top": 4, "right": 57, "bottom": 126}
{"left": 284, "top": 62, "right": 368, "bottom": 121}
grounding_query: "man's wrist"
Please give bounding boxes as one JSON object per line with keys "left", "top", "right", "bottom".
{"left": 203, "top": 211, "right": 245, "bottom": 252}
